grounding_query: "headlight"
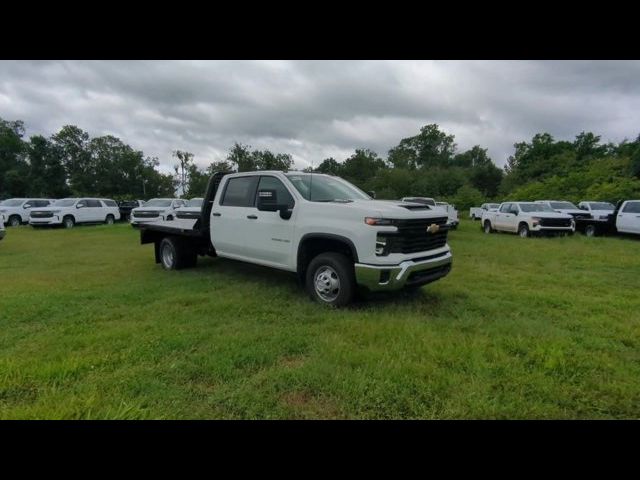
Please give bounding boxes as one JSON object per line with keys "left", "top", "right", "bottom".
{"left": 531, "top": 216, "right": 541, "bottom": 226}
{"left": 365, "top": 217, "right": 396, "bottom": 226}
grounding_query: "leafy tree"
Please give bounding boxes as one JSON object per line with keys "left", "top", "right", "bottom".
{"left": 0, "top": 117, "right": 29, "bottom": 197}
{"left": 469, "top": 163, "right": 503, "bottom": 198}
{"left": 227, "top": 142, "right": 257, "bottom": 172}
{"left": 173, "top": 150, "right": 194, "bottom": 196}
{"left": 27, "top": 135, "right": 69, "bottom": 197}
{"left": 452, "top": 145, "right": 492, "bottom": 168}
{"left": 340, "top": 148, "right": 387, "bottom": 186}
{"left": 315, "top": 157, "right": 342, "bottom": 175}
{"left": 450, "top": 185, "right": 484, "bottom": 211}
{"left": 388, "top": 124, "right": 456, "bottom": 169}
{"left": 51, "top": 125, "right": 92, "bottom": 195}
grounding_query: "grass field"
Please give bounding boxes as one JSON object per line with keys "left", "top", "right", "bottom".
{"left": 1, "top": 219, "right": 639, "bottom": 419}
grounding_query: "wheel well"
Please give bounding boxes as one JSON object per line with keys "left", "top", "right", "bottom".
{"left": 297, "top": 235, "right": 356, "bottom": 282}
{"left": 63, "top": 214, "right": 75, "bottom": 222}
{"left": 518, "top": 221, "right": 529, "bottom": 230}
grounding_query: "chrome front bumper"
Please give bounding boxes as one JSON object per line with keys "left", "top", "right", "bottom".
{"left": 354, "top": 251, "right": 452, "bottom": 292}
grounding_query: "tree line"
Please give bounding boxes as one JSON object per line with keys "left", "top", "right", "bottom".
{"left": 2, "top": 116, "right": 639, "bottom": 210}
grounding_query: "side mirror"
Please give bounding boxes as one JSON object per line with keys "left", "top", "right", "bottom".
{"left": 76, "top": 203, "right": 85, "bottom": 209}
{"left": 367, "top": 190, "right": 376, "bottom": 199}
{"left": 23, "top": 204, "right": 32, "bottom": 209}
{"left": 257, "top": 189, "right": 292, "bottom": 220}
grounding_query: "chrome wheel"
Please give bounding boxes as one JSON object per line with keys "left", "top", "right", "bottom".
{"left": 585, "top": 225, "right": 596, "bottom": 237}
{"left": 161, "top": 243, "right": 175, "bottom": 269}
{"left": 64, "top": 217, "right": 74, "bottom": 229}
{"left": 519, "top": 226, "right": 529, "bottom": 238}
{"left": 484, "top": 222, "right": 491, "bottom": 234}
{"left": 314, "top": 266, "right": 340, "bottom": 302}
{"left": 106, "top": 216, "right": 114, "bottom": 225}
{"left": 9, "top": 216, "right": 20, "bottom": 227}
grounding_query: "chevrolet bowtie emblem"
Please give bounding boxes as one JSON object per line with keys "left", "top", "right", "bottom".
{"left": 427, "top": 223, "right": 440, "bottom": 234}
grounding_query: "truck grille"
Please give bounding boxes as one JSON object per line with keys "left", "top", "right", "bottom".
{"left": 133, "top": 211, "right": 160, "bottom": 218}
{"left": 539, "top": 218, "right": 572, "bottom": 227}
{"left": 384, "top": 217, "right": 449, "bottom": 254}
{"left": 30, "top": 211, "right": 53, "bottom": 218}
{"left": 176, "top": 211, "right": 200, "bottom": 219}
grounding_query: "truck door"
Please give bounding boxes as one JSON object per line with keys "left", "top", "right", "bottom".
{"left": 617, "top": 201, "right": 640, "bottom": 234}
{"left": 243, "top": 175, "right": 297, "bottom": 268}
{"left": 210, "top": 175, "right": 260, "bottom": 258}
{"left": 495, "top": 203, "right": 511, "bottom": 230}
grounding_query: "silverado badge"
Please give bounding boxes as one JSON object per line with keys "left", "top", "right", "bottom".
{"left": 427, "top": 223, "right": 440, "bottom": 234}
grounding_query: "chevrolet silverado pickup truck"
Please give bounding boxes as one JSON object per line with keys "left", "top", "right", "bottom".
{"left": 469, "top": 203, "right": 500, "bottom": 220}
{"left": 134, "top": 171, "right": 453, "bottom": 307}
{"left": 482, "top": 202, "right": 574, "bottom": 237}
{"left": 575, "top": 200, "right": 640, "bottom": 237}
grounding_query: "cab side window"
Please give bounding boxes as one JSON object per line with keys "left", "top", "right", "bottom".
{"left": 86, "top": 199, "right": 102, "bottom": 208}
{"left": 623, "top": 201, "right": 640, "bottom": 213}
{"left": 500, "top": 203, "right": 511, "bottom": 213}
{"left": 255, "top": 176, "right": 295, "bottom": 209}
{"left": 221, "top": 177, "right": 259, "bottom": 207}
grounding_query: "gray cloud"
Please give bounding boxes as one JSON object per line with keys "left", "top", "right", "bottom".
{"left": 1, "top": 60, "right": 639, "bottom": 173}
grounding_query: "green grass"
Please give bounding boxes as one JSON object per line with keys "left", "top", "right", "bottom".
{"left": 1, "top": 220, "right": 639, "bottom": 419}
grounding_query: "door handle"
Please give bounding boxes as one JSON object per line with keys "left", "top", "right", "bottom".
{"left": 212, "top": 212, "right": 221, "bottom": 217}
{"left": 247, "top": 215, "right": 258, "bottom": 220}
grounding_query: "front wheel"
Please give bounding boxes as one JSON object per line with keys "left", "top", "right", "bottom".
{"left": 105, "top": 214, "right": 115, "bottom": 225}
{"left": 483, "top": 221, "right": 493, "bottom": 234}
{"left": 518, "top": 223, "right": 530, "bottom": 238}
{"left": 585, "top": 224, "right": 597, "bottom": 237}
{"left": 63, "top": 216, "right": 75, "bottom": 229}
{"left": 8, "top": 215, "right": 21, "bottom": 227}
{"left": 306, "top": 252, "right": 355, "bottom": 307}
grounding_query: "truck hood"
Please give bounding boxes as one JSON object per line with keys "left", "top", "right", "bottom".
{"left": 328, "top": 199, "right": 448, "bottom": 219}
{"left": 554, "top": 208, "right": 587, "bottom": 216}
{"left": 0, "top": 206, "right": 22, "bottom": 213}
{"left": 528, "top": 211, "right": 574, "bottom": 219}
{"left": 30, "top": 206, "right": 72, "bottom": 212}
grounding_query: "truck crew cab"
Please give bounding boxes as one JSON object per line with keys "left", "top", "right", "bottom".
{"left": 482, "top": 202, "right": 575, "bottom": 237}
{"left": 575, "top": 200, "right": 640, "bottom": 237}
{"left": 135, "top": 171, "right": 454, "bottom": 307}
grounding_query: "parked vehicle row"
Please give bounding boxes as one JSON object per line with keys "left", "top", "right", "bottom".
{"left": 480, "top": 199, "right": 640, "bottom": 238}
{"left": 129, "top": 198, "right": 189, "bottom": 224}
{"left": 0, "top": 198, "right": 56, "bottom": 226}
{"left": 135, "top": 171, "right": 454, "bottom": 307}
{"left": 29, "top": 198, "right": 122, "bottom": 228}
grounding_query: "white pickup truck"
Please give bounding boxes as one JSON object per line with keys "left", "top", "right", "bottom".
{"left": 435, "top": 202, "right": 459, "bottom": 229}
{"left": 469, "top": 203, "right": 499, "bottom": 220}
{"left": 574, "top": 200, "right": 640, "bottom": 237}
{"left": 482, "top": 202, "right": 574, "bottom": 237}
{"left": 135, "top": 171, "right": 454, "bottom": 307}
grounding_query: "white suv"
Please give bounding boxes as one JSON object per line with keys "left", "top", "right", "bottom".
{"left": 29, "top": 198, "right": 121, "bottom": 228}
{"left": 0, "top": 198, "right": 55, "bottom": 226}
{"left": 130, "top": 198, "right": 186, "bottom": 224}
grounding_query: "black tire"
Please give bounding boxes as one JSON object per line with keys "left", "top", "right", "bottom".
{"left": 483, "top": 220, "right": 493, "bottom": 234}
{"left": 166, "top": 215, "right": 174, "bottom": 221}
{"left": 585, "top": 224, "right": 597, "bottom": 237}
{"left": 306, "top": 252, "right": 355, "bottom": 307}
{"left": 471, "top": 214, "right": 476, "bottom": 220}
{"left": 159, "top": 237, "right": 197, "bottom": 270}
{"left": 518, "top": 223, "right": 530, "bottom": 238}
{"left": 8, "top": 215, "right": 21, "bottom": 227}
{"left": 63, "top": 215, "right": 75, "bottom": 229}
{"left": 105, "top": 214, "right": 115, "bottom": 225}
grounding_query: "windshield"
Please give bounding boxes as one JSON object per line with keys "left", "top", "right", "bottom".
{"left": 488, "top": 204, "right": 499, "bottom": 208}
{"left": 550, "top": 201, "right": 578, "bottom": 210}
{"left": 144, "top": 199, "right": 172, "bottom": 207}
{"left": 588, "top": 202, "right": 614, "bottom": 210}
{"left": 188, "top": 198, "right": 204, "bottom": 208}
{"left": 520, "top": 203, "right": 556, "bottom": 213}
{"left": 1, "top": 199, "right": 25, "bottom": 207}
{"left": 285, "top": 174, "right": 370, "bottom": 202}
{"left": 54, "top": 199, "right": 77, "bottom": 207}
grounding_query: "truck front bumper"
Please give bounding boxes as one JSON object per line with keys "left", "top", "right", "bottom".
{"left": 354, "top": 251, "right": 452, "bottom": 292}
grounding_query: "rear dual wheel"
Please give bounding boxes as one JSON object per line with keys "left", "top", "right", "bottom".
{"left": 159, "top": 237, "right": 197, "bottom": 270}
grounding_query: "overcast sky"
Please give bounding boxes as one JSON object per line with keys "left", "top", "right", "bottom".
{"left": 1, "top": 60, "right": 639, "bottom": 173}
